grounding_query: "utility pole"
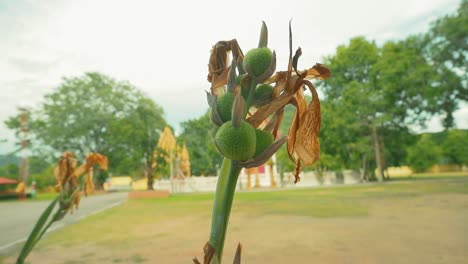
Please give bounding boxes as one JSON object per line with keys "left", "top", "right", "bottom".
{"left": 19, "top": 107, "right": 29, "bottom": 195}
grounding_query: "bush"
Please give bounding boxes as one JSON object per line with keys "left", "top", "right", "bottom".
{"left": 406, "top": 134, "right": 442, "bottom": 172}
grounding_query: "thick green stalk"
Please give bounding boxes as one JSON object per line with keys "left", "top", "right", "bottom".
{"left": 209, "top": 158, "right": 242, "bottom": 263}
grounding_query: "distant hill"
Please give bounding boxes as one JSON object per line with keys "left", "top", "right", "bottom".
{"left": 0, "top": 154, "right": 19, "bottom": 167}
{"left": 420, "top": 129, "right": 468, "bottom": 143}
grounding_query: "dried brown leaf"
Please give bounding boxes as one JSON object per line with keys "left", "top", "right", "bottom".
{"left": 293, "top": 159, "right": 302, "bottom": 183}
{"left": 233, "top": 243, "right": 242, "bottom": 264}
{"left": 292, "top": 47, "right": 302, "bottom": 75}
{"left": 203, "top": 242, "right": 216, "bottom": 264}
{"left": 303, "top": 63, "right": 331, "bottom": 80}
{"left": 294, "top": 80, "right": 321, "bottom": 166}
{"left": 264, "top": 108, "right": 283, "bottom": 135}
{"left": 208, "top": 40, "right": 244, "bottom": 93}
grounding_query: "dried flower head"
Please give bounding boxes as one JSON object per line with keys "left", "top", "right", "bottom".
{"left": 54, "top": 152, "right": 108, "bottom": 213}
{"left": 206, "top": 21, "right": 330, "bottom": 183}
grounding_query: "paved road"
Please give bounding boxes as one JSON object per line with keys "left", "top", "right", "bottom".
{"left": 0, "top": 192, "right": 127, "bottom": 254}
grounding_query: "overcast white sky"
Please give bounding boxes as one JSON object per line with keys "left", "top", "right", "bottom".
{"left": 0, "top": 0, "right": 466, "bottom": 154}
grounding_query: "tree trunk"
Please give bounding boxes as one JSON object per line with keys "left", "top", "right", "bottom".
{"left": 372, "top": 124, "right": 384, "bottom": 182}
{"left": 379, "top": 132, "right": 388, "bottom": 180}
{"left": 147, "top": 161, "right": 154, "bottom": 190}
{"left": 361, "top": 154, "right": 367, "bottom": 182}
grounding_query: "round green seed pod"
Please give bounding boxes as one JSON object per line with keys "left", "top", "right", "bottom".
{"left": 255, "top": 84, "right": 274, "bottom": 97}
{"left": 216, "top": 92, "right": 235, "bottom": 122}
{"left": 243, "top": 47, "right": 273, "bottom": 77}
{"left": 254, "top": 129, "right": 274, "bottom": 156}
{"left": 215, "top": 121, "right": 256, "bottom": 161}
{"left": 254, "top": 84, "right": 274, "bottom": 107}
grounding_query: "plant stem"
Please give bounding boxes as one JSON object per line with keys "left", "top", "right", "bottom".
{"left": 244, "top": 80, "right": 258, "bottom": 116}
{"left": 209, "top": 158, "right": 242, "bottom": 262}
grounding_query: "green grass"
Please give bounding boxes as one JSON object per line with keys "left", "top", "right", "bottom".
{"left": 3, "top": 177, "right": 467, "bottom": 263}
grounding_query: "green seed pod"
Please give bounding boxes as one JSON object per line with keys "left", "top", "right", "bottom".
{"left": 215, "top": 121, "right": 256, "bottom": 161}
{"left": 243, "top": 47, "right": 273, "bottom": 77}
{"left": 255, "top": 84, "right": 274, "bottom": 97}
{"left": 216, "top": 92, "right": 235, "bottom": 122}
{"left": 254, "top": 83, "right": 274, "bottom": 107}
{"left": 254, "top": 129, "right": 274, "bottom": 156}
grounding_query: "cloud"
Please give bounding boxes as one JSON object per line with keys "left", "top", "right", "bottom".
{"left": 0, "top": 0, "right": 465, "bottom": 154}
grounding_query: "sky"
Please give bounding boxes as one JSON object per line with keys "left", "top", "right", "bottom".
{"left": 0, "top": 0, "right": 466, "bottom": 154}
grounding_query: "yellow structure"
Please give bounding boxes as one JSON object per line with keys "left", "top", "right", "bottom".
{"left": 178, "top": 143, "right": 191, "bottom": 177}
{"left": 157, "top": 127, "right": 177, "bottom": 155}
{"left": 104, "top": 176, "right": 133, "bottom": 191}
{"left": 154, "top": 126, "right": 177, "bottom": 176}
{"left": 382, "top": 164, "right": 467, "bottom": 178}
{"left": 131, "top": 178, "right": 148, "bottom": 191}
{"left": 15, "top": 181, "right": 25, "bottom": 193}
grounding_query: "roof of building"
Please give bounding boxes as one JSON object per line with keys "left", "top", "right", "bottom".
{"left": 0, "top": 177, "right": 18, "bottom": 185}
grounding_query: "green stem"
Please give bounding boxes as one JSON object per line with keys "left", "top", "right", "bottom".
{"left": 244, "top": 80, "right": 258, "bottom": 116}
{"left": 209, "top": 158, "right": 242, "bottom": 263}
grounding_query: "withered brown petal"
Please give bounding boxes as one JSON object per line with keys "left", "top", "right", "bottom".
{"left": 247, "top": 91, "right": 292, "bottom": 128}
{"left": 286, "top": 98, "right": 300, "bottom": 163}
{"left": 304, "top": 63, "right": 331, "bottom": 80}
{"left": 211, "top": 66, "right": 231, "bottom": 92}
{"left": 247, "top": 75, "right": 299, "bottom": 128}
{"left": 293, "top": 160, "right": 302, "bottom": 184}
{"left": 264, "top": 108, "right": 281, "bottom": 133}
{"left": 203, "top": 242, "right": 216, "bottom": 264}
{"left": 271, "top": 108, "right": 284, "bottom": 139}
{"left": 208, "top": 40, "right": 245, "bottom": 93}
{"left": 292, "top": 47, "right": 302, "bottom": 74}
{"left": 294, "top": 80, "right": 321, "bottom": 166}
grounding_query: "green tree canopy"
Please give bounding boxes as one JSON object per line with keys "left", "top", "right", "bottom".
{"left": 5, "top": 73, "right": 167, "bottom": 184}
{"left": 442, "top": 129, "right": 468, "bottom": 166}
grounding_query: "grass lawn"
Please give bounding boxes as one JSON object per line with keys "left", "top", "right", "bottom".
{"left": 2, "top": 177, "right": 468, "bottom": 264}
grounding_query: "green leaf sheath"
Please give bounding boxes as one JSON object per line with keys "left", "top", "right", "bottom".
{"left": 209, "top": 158, "right": 242, "bottom": 262}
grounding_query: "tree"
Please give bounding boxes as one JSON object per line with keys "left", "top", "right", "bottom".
{"left": 321, "top": 36, "right": 446, "bottom": 181}
{"left": 0, "top": 163, "right": 19, "bottom": 180}
{"left": 5, "top": 72, "right": 167, "bottom": 188}
{"left": 406, "top": 134, "right": 442, "bottom": 172}
{"left": 442, "top": 129, "right": 468, "bottom": 166}
{"left": 178, "top": 112, "right": 222, "bottom": 176}
{"left": 321, "top": 37, "right": 387, "bottom": 181}
{"left": 426, "top": 0, "right": 468, "bottom": 74}
{"left": 30, "top": 166, "right": 55, "bottom": 190}
{"left": 424, "top": 0, "right": 468, "bottom": 128}
{"left": 104, "top": 97, "right": 167, "bottom": 189}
